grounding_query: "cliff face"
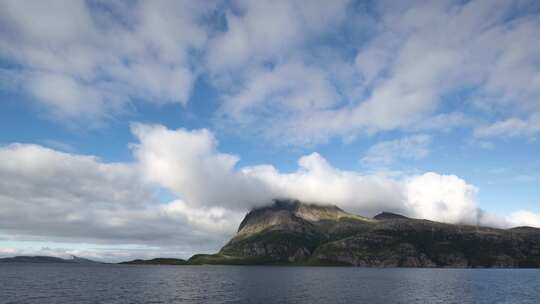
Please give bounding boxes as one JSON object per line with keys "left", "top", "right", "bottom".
{"left": 217, "top": 199, "right": 373, "bottom": 263}
{"left": 190, "top": 199, "right": 540, "bottom": 267}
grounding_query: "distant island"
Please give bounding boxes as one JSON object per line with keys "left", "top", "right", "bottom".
{"left": 0, "top": 255, "right": 102, "bottom": 264}
{"left": 4, "top": 199, "right": 540, "bottom": 268}
{"left": 119, "top": 258, "right": 187, "bottom": 265}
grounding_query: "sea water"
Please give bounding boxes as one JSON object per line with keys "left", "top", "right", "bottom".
{"left": 1, "top": 263, "right": 539, "bottom": 303}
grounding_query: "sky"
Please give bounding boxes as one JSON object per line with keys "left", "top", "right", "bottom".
{"left": 0, "top": 0, "right": 540, "bottom": 262}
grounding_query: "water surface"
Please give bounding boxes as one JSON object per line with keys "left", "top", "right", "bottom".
{"left": 1, "top": 263, "right": 539, "bottom": 303}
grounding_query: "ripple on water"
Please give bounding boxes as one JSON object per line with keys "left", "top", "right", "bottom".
{"left": 1, "top": 264, "right": 540, "bottom": 304}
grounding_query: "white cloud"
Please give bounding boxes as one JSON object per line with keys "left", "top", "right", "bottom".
{"left": 130, "top": 123, "right": 274, "bottom": 210}
{"left": 361, "top": 134, "right": 431, "bottom": 166}
{"left": 475, "top": 116, "right": 540, "bottom": 138}
{"left": 217, "top": 61, "right": 341, "bottom": 133}
{"left": 0, "top": 0, "right": 211, "bottom": 122}
{"left": 22, "top": 72, "right": 116, "bottom": 119}
{"left": 2, "top": 1, "right": 539, "bottom": 143}
{"left": 0, "top": 143, "right": 241, "bottom": 252}
{"left": 129, "top": 126, "right": 466, "bottom": 220}
{"left": 349, "top": 0, "right": 540, "bottom": 138}
{"left": 243, "top": 153, "right": 406, "bottom": 216}
{"left": 206, "top": 0, "right": 350, "bottom": 71}
{"left": 207, "top": 0, "right": 540, "bottom": 144}
{"left": 404, "top": 172, "right": 479, "bottom": 224}
{"left": 120, "top": 125, "right": 540, "bottom": 229}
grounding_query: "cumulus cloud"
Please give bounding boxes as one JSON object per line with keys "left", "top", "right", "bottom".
{"left": 130, "top": 123, "right": 273, "bottom": 210}
{"left": 244, "top": 154, "right": 495, "bottom": 226}
{"left": 2, "top": 124, "right": 537, "bottom": 260}
{"left": 128, "top": 125, "right": 475, "bottom": 222}
{"left": 361, "top": 135, "right": 431, "bottom": 166}
{"left": 0, "top": 143, "right": 242, "bottom": 254}
{"left": 404, "top": 172, "right": 479, "bottom": 224}
{"left": 243, "top": 153, "right": 406, "bottom": 216}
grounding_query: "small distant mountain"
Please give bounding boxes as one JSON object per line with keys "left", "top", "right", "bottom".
{"left": 189, "top": 199, "right": 540, "bottom": 267}
{"left": 0, "top": 255, "right": 102, "bottom": 264}
{"left": 119, "top": 258, "right": 187, "bottom": 265}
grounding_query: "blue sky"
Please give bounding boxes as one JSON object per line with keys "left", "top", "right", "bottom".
{"left": 1, "top": 0, "right": 540, "bottom": 261}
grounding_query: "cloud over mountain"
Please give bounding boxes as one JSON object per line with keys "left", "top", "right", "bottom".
{"left": 0, "top": 124, "right": 537, "bottom": 259}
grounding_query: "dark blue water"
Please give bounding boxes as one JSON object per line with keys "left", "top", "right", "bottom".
{"left": 1, "top": 264, "right": 539, "bottom": 304}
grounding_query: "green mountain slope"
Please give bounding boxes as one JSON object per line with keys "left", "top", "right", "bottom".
{"left": 192, "top": 199, "right": 540, "bottom": 267}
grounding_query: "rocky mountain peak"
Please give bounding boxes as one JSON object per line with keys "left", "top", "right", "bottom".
{"left": 236, "top": 199, "right": 369, "bottom": 235}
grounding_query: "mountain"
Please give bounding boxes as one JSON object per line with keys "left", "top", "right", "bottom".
{"left": 189, "top": 199, "right": 540, "bottom": 267}
{"left": 0, "top": 255, "right": 102, "bottom": 264}
{"left": 119, "top": 258, "right": 187, "bottom": 265}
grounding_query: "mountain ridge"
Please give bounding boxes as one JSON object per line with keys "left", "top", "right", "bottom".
{"left": 191, "top": 199, "right": 540, "bottom": 267}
